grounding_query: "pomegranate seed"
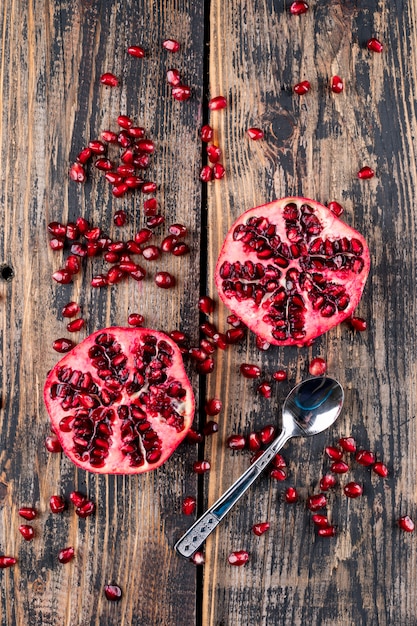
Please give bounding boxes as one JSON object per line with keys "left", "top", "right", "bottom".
{"left": 77, "top": 147, "right": 92, "bottom": 164}
{"left": 272, "top": 454, "right": 287, "bottom": 469}
{"left": 355, "top": 449, "right": 375, "bottom": 466}
{"left": 285, "top": 487, "right": 299, "bottom": 503}
{"left": 0, "top": 557, "right": 16, "bottom": 568}
{"left": 18, "top": 507, "right": 36, "bottom": 520}
{"left": 172, "top": 242, "right": 190, "bottom": 256}
{"left": 271, "top": 468, "right": 286, "bottom": 481}
{"left": 128, "top": 126, "right": 145, "bottom": 138}
{"left": 343, "top": 482, "right": 363, "bottom": 498}
{"left": 208, "top": 95, "right": 227, "bottom": 110}
{"left": 398, "top": 516, "right": 415, "bottom": 532}
{"left": 200, "top": 339, "right": 215, "bottom": 354}
{"left": 48, "top": 221, "right": 66, "bottom": 237}
{"left": 161, "top": 235, "right": 178, "bottom": 252}
{"left": 58, "top": 547, "right": 75, "bottom": 564}
{"left": 227, "top": 314, "right": 243, "bottom": 328}
{"left": 143, "top": 198, "right": 158, "bottom": 216}
{"left": 227, "top": 434, "right": 246, "bottom": 450}
{"left": 135, "top": 228, "right": 153, "bottom": 244}
{"left": 373, "top": 461, "right": 388, "bottom": 477}
{"left": 309, "top": 357, "right": 327, "bottom": 376}
{"left": 169, "top": 223, "right": 187, "bottom": 237}
{"left": 205, "top": 398, "right": 222, "bottom": 416}
{"left": 318, "top": 526, "right": 336, "bottom": 537}
{"left": 197, "top": 358, "right": 215, "bottom": 374}
{"left": 186, "top": 428, "right": 204, "bottom": 444}
{"left": 240, "top": 363, "right": 261, "bottom": 379}
{"left": 61, "top": 301, "right": 80, "bottom": 318}
{"left": 213, "top": 163, "right": 226, "bottom": 180}
{"left": 101, "top": 130, "right": 118, "bottom": 143}
{"left": 142, "top": 245, "right": 161, "bottom": 261}
{"left": 252, "top": 522, "right": 270, "bottom": 536}
{"left": 247, "top": 127, "right": 264, "bottom": 140}
{"left": 91, "top": 275, "right": 108, "bottom": 288}
{"left": 200, "top": 165, "right": 213, "bottom": 182}
{"left": 198, "top": 296, "right": 215, "bottom": 315}
{"left": 53, "top": 338, "right": 75, "bottom": 353}
{"left": 358, "top": 166, "right": 375, "bottom": 179}
{"left": 228, "top": 550, "right": 249, "bottom": 566}
{"left": 226, "top": 328, "right": 245, "bottom": 344}
{"left": 250, "top": 450, "right": 264, "bottom": 464}
{"left": 104, "top": 584, "right": 122, "bottom": 601}
{"left": 70, "top": 491, "right": 87, "bottom": 508}
{"left": 349, "top": 316, "right": 367, "bottom": 331}
{"left": 325, "top": 446, "right": 343, "bottom": 460}
{"left": 293, "top": 80, "right": 310, "bottom": 95}
{"left": 200, "top": 125, "right": 213, "bottom": 142}
{"left": 95, "top": 158, "right": 113, "bottom": 171}
{"left": 330, "top": 461, "right": 349, "bottom": 474}
{"left": 69, "top": 162, "right": 86, "bottom": 182}
{"left": 155, "top": 271, "right": 176, "bottom": 289}
{"left": 367, "top": 38, "right": 383, "bottom": 53}
{"left": 182, "top": 496, "right": 196, "bottom": 515}
{"left": 272, "top": 369, "right": 287, "bottom": 382}
{"left": 76, "top": 500, "right": 96, "bottom": 518}
{"left": 339, "top": 437, "right": 357, "bottom": 453}
{"left": 320, "top": 474, "right": 337, "bottom": 491}
{"left": 289, "top": 1, "right": 309, "bottom": 15}
{"left": 172, "top": 85, "right": 191, "bottom": 101}
{"left": 166, "top": 68, "right": 181, "bottom": 86}
{"left": 192, "top": 460, "right": 211, "bottom": 474}
{"left": 100, "top": 72, "right": 118, "bottom": 87}
{"left": 207, "top": 144, "right": 221, "bottom": 163}
{"left": 52, "top": 269, "right": 73, "bottom": 284}
{"left": 142, "top": 182, "right": 158, "bottom": 194}
{"left": 307, "top": 494, "right": 327, "bottom": 511}
{"left": 248, "top": 432, "right": 261, "bottom": 452}
{"left": 258, "top": 382, "right": 272, "bottom": 398}
{"left": 203, "top": 421, "right": 219, "bottom": 436}
{"left": 327, "top": 201, "right": 344, "bottom": 216}
{"left": 256, "top": 336, "right": 271, "bottom": 351}
{"left": 128, "top": 313, "right": 144, "bottom": 327}
{"left": 127, "top": 45, "right": 145, "bottom": 57}
{"left": 19, "top": 524, "right": 35, "bottom": 541}
{"left": 200, "top": 322, "right": 217, "bottom": 338}
{"left": 312, "top": 514, "right": 330, "bottom": 527}
{"left": 112, "top": 183, "right": 129, "bottom": 197}
{"left": 49, "top": 238, "right": 64, "bottom": 251}
{"left": 331, "top": 75, "right": 343, "bottom": 93}
{"left": 50, "top": 495, "right": 66, "bottom": 514}
{"left": 88, "top": 140, "right": 106, "bottom": 155}
{"left": 117, "top": 115, "right": 132, "bottom": 129}
{"left": 67, "top": 318, "right": 85, "bottom": 333}
{"left": 113, "top": 210, "right": 127, "bottom": 227}
{"left": 45, "top": 434, "right": 62, "bottom": 453}
{"left": 191, "top": 551, "right": 205, "bottom": 565}
{"left": 162, "top": 38, "right": 180, "bottom": 52}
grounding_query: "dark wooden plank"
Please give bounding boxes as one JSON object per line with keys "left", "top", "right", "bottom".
{"left": 203, "top": 1, "right": 417, "bottom": 625}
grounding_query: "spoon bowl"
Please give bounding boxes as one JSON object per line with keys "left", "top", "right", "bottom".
{"left": 175, "top": 376, "right": 344, "bottom": 558}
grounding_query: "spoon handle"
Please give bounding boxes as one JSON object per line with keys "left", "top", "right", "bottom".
{"left": 174, "top": 430, "right": 290, "bottom": 558}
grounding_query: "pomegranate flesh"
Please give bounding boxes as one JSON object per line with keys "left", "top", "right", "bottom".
{"left": 44, "top": 327, "right": 195, "bottom": 474}
{"left": 215, "top": 197, "right": 370, "bottom": 346}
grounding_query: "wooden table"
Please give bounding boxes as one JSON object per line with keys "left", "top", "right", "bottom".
{"left": 1, "top": 1, "right": 415, "bottom": 624}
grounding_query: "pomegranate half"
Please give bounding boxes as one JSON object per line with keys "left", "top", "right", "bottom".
{"left": 215, "top": 197, "right": 370, "bottom": 346}
{"left": 44, "top": 327, "right": 195, "bottom": 474}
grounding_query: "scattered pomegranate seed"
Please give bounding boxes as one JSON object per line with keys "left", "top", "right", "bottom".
{"left": 357, "top": 166, "right": 375, "bottom": 179}
{"left": 289, "top": 1, "right": 309, "bottom": 15}
{"left": 318, "top": 525, "right": 336, "bottom": 537}
{"left": 142, "top": 245, "right": 161, "bottom": 261}
{"left": 19, "top": 525, "right": 35, "bottom": 541}
{"left": 203, "top": 421, "right": 219, "bottom": 436}
{"left": 307, "top": 494, "right": 327, "bottom": 511}
{"left": 367, "top": 38, "right": 383, "bottom": 53}
{"left": 166, "top": 68, "right": 181, "bottom": 86}
{"left": 142, "top": 182, "right": 158, "bottom": 194}
{"left": 76, "top": 500, "right": 96, "bottom": 518}
{"left": 228, "top": 550, "right": 249, "bottom": 566}
{"left": 61, "top": 301, "right": 80, "bottom": 318}
{"left": 113, "top": 210, "right": 127, "bottom": 227}
{"left": 325, "top": 446, "right": 343, "bottom": 461}
{"left": 169, "top": 223, "right": 187, "bottom": 237}
{"left": 272, "top": 369, "right": 287, "bottom": 382}
{"left": 162, "top": 38, "right": 180, "bottom": 52}
{"left": 100, "top": 72, "right": 119, "bottom": 87}
{"left": 207, "top": 144, "right": 221, "bottom": 163}
{"left": 104, "top": 584, "right": 123, "bottom": 601}
{"left": 101, "top": 130, "right": 118, "bottom": 143}
{"left": 53, "top": 338, "right": 75, "bottom": 353}
{"left": 338, "top": 437, "right": 357, "bottom": 453}
{"left": 50, "top": 495, "right": 66, "bottom": 514}
{"left": 258, "top": 382, "right": 272, "bottom": 398}
{"left": 67, "top": 318, "right": 85, "bottom": 333}
{"left": 200, "top": 165, "right": 213, "bottom": 182}
{"left": 127, "top": 45, "right": 145, "bottom": 57}
{"left": 330, "top": 461, "right": 349, "bottom": 474}
{"left": 247, "top": 127, "right": 264, "bottom": 140}
{"left": 240, "top": 363, "right": 261, "bottom": 379}
{"left": 171, "top": 85, "right": 191, "bottom": 101}
{"left": 309, "top": 357, "right": 327, "bottom": 376}
{"left": 191, "top": 551, "right": 205, "bottom": 565}
{"left": 77, "top": 147, "right": 92, "bottom": 164}
{"left": 52, "top": 269, "right": 73, "bottom": 284}
{"left": 327, "top": 201, "right": 344, "bottom": 216}
{"left": 248, "top": 432, "right": 261, "bottom": 452}
{"left": 373, "top": 461, "right": 388, "bottom": 477}
{"left": 45, "top": 435, "right": 62, "bottom": 453}
{"left": 293, "top": 80, "right": 311, "bottom": 95}
{"left": 182, "top": 496, "right": 197, "bottom": 515}
{"left": 271, "top": 468, "right": 286, "bottom": 481}
{"left": 213, "top": 163, "right": 226, "bottom": 179}
{"left": 225, "top": 328, "right": 245, "bottom": 344}
{"left": 69, "top": 491, "right": 87, "bottom": 508}
{"left": 193, "top": 460, "right": 211, "bottom": 474}
{"left": 69, "top": 162, "right": 86, "bottom": 182}
{"left": 227, "top": 434, "right": 246, "bottom": 450}
{"left": 349, "top": 316, "right": 367, "bottom": 331}
{"left": 208, "top": 96, "right": 227, "bottom": 110}
{"left": 344, "top": 482, "right": 363, "bottom": 498}
{"left": 198, "top": 296, "right": 215, "bottom": 315}
{"left": 18, "top": 507, "right": 37, "bottom": 520}
{"left": 355, "top": 449, "right": 375, "bottom": 466}
{"left": 320, "top": 474, "right": 337, "bottom": 491}
{"left": 285, "top": 487, "right": 299, "bottom": 503}
{"left": 272, "top": 454, "right": 286, "bottom": 469}
{"left": 312, "top": 514, "right": 330, "bottom": 527}
{"left": 58, "top": 547, "right": 75, "bottom": 564}
{"left": 143, "top": 198, "right": 158, "bottom": 216}
{"left": 259, "top": 425, "right": 276, "bottom": 445}
{"left": 331, "top": 75, "right": 344, "bottom": 93}
{"left": 155, "top": 271, "right": 176, "bottom": 289}
{"left": 205, "top": 398, "right": 222, "bottom": 416}
{"left": 252, "top": 522, "right": 270, "bottom": 536}
{"left": 398, "top": 515, "right": 415, "bottom": 532}
{"left": 186, "top": 429, "right": 204, "bottom": 444}
{"left": 200, "top": 125, "right": 213, "bottom": 142}
{"left": 127, "top": 313, "right": 144, "bottom": 327}
{"left": 0, "top": 557, "right": 17, "bottom": 568}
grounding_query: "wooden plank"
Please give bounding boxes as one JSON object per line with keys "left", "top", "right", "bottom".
{"left": 0, "top": 1, "right": 205, "bottom": 624}
{"left": 204, "top": 1, "right": 417, "bottom": 625}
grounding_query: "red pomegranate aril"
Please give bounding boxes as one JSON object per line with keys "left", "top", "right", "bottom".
{"left": 228, "top": 550, "right": 249, "bottom": 566}
{"left": 95, "top": 158, "right": 113, "bottom": 171}
{"left": 200, "top": 339, "right": 215, "bottom": 354}
{"left": 48, "top": 221, "right": 66, "bottom": 237}
{"left": 373, "top": 461, "right": 388, "bottom": 477}
{"left": 101, "top": 130, "right": 118, "bottom": 143}
{"left": 190, "top": 347, "right": 209, "bottom": 363}
{"left": 327, "top": 201, "right": 344, "bottom": 216}
{"left": 155, "top": 272, "right": 176, "bottom": 289}
{"left": 52, "top": 270, "right": 73, "bottom": 285}
{"left": 53, "top": 338, "right": 75, "bottom": 353}
{"left": 203, "top": 421, "right": 219, "bottom": 436}
{"left": 135, "top": 228, "right": 153, "bottom": 244}
{"left": 104, "top": 584, "right": 123, "bottom": 601}
{"left": 256, "top": 337, "right": 271, "bottom": 351}
{"left": 129, "top": 126, "right": 145, "bottom": 138}
{"left": 198, "top": 296, "right": 215, "bottom": 315}
{"left": 312, "top": 514, "right": 330, "bottom": 527}
{"left": 117, "top": 115, "right": 132, "bottom": 129}
{"left": 272, "top": 370, "right": 287, "bottom": 382}
{"left": 91, "top": 274, "right": 108, "bottom": 288}
{"left": 247, "top": 127, "right": 264, "bottom": 140}
{"left": 142, "top": 245, "right": 160, "bottom": 261}
{"left": 208, "top": 96, "right": 227, "bottom": 110}
{"left": 331, "top": 461, "right": 349, "bottom": 474}
{"left": 200, "top": 165, "right": 213, "bottom": 182}
{"left": 318, "top": 525, "right": 336, "bottom": 537}
{"left": 198, "top": 358, "right": 215, "bottom": 374}
{"left": 19, "top": 524, "right": 35, "bottom": 541}
{"left": 113, "top": 210, "right": 127, "bottom": 227}
{"left": 355, "top": 449, "right": 375, "bottom": 466}
{"left": 105, "top": 173, "right": 123, "bottom": 186}
{"left": 367, "top": 38, "right": 383, "bottom": 53}
{"left": 212, "top": 332, "right": 227, "bottom": 350}
{"left": 193, "top": 460, "right": 211, "bottom": 474}
{"left": 112, "top": 183, "right": 129, "bottom": 197}
{"left": 227, "top": 314, "right": 243, "bottom": 328}
{"left": 227, "top": 434, "right": 246, "bottom": 450}
{"left": 127, "top": 313, "right": 144, "bottom": 327}
{"left": 272, "top": 454, "right": 286, "bottom": 469}
{"left": 213, "top": 163, "right": 226, "bottom": 180}
{"left": 398, "top": 516, "right": 415, "bottom": 532}
{"left": 45, "top": 434, "right": 63, "bottom": 453}
{"left": 77, "top": 147, "right": 92, "bottom": 164}
{"left": 343, "top": 482, "right": 363, "bottom": 498}
{"left": 358, "top": 166, "right": 375, "bottom": 179}
{"left": 67, "top": 318, "right": 85, "bottom": 333}
{"left": 162, "top": 38, "right": 180, "bottom": 52}
{"left": 257, "top": 382, "right": 272, "bottom": 399}
{"left": 349, "top": 316, "right": 367, "bottom": 331}
{"left": 142, "top": 182, "right": 157, "bottom": 194}
{"left": 200, "top": 125, "right": 214, "bottom": 142}
{"left": 289, "top": 1, "right": 309, "bottom": 14}
{"left": 50, "top": 495, "right": 66, "bottom": 514}
{"left": 307, "top": 494, "right": 327, "bottom": 511}
{"left": 259, "top": 425, "right": 276, "bottom": 445}
{"left": 191, "top": 551, "right": 205, "bottom": 565}
{"left": 294, "top": 80, "right": 310, "bottom": 95}
{"left": 100, "top": 72, "right": 118, "bottom": 87}
{"left": 125, "top": 176, "right": 144, "bottom": 189}
{"left": 143, "top": 198, "right": 158, "bottom": 216}
{"left": 325, "top": 445, "right": 343, "bottom": 461}
{"left": 76, "top": 500, "right": 96, "bottom": 518}
{"left": 169, "top": 223, "right": 187, "bottom": 237}
{"left": 252, "top": 522, "right": 270, "bottom": 536}
{"left": 88, "top": 140, "right": 106, "bottom": 155}
{"left": 106, "top": 266, "right": 125, "bottom": 284}
{"left": 147, "top": 215, "right": 166, "bottom": 229}
{"left": 61, "top": 301, "right": 80, "bottom": 318}
{"left": 320, "top": 473, "right": 337, "bottom": 491}
{"left": 309, "top": 357, "right": 327, "bottom": 376}
{"left": 187, "top": 428, "right": 204, "bottom": 444}
{"left": 331, "top": 75, "right": 344, "bottom": 93}
{"left": 171, "top": 85, "right": 191, "bottom": 101}
{"left": 200, "top": 322, "right": 217, "bottom": 338}
{"left": 70, "top": 491, "right": 87, "bottom": 508}
{"left": 69, "top": 162, "right": 86, "bottom": 182}
{"left": 58, "top": 547, "right": 75, "bottom": 564}
{"left": 49, "top": 238, "right": 64, "bottom": 251}
{"left": 240, "top": 363, "right": 261, "bottom": 379}
{"left": 65, "top": 255, "right": 81, "bottom": 275}
{"left": 205, "top": 398, "right": 222, "bottom": 416}
{"left": 126, "top": 240, "right": 142, "bottom": 254}
{"left": 136, "top": 138, "right": 155, "bottom": 153}
{"left": 339, "top": 437, "right": 356, "bottom": 453}
{"left": 182, "top": 496, "right": 197, "bottom": 515}
{"left": 247, "top": 432, "right": 261, "bottom": 452}
{"left": 161, "top": 235, "right": 178, "bottom": 252}
{"left": 226, "top": 328, "right": 245, "bottom": 344}
{"left": 0, "top": 557, "right": 17, "bottom": 568}
{"left": 84, "top": 227, "right": 102, "bottom": 241}
{"left": 128, "top": 44, "right": 145, "bottom": 57}
{"left": 18, "top": 507, "right": 36, "bottom": 520}
{"left": 166, "top": 68, "right": 181, "bottom": 86}
{"left": 207, "top": 144, "right": 221, "bottom": 163}
{"left": 271, "top": 468, "right": 286, "bottom": 481}
{"left": 285, "top": 487, "right": 299, "bottom": 503}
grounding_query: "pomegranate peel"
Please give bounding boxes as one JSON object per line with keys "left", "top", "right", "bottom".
{"left": 44, "top": 327, "right": 195, "bottom": 474}
{"left": 215, "top": 197, "right": 370, "bottom": 346}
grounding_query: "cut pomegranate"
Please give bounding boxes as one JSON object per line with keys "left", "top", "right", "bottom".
{"left": 104, "top": 584, "right": 123, "bottom": 601}
{"left": 357, "top": 166, "right": 375, "bottom": 179}
{"left": 252, "top": 522, "right": 270, "bottom": 536}
{"left": 228, "top": 550, "right": 249, "bottom": 566}
{"left": 343, "top": 482, "right": 363, "bottom": 498}
{"left": 44, "top": 328, "right": 195, "bottom": 474}
{"left": 182, "top": 496, "right": 196, "bottom": 515}
{"left": 309, "top": 357, "right": 327, "bottom": 376}
{"left": 293, "top": 81, "right": 311, "bottom": 95}
{"left": 208, "top": 96, "right": 227, "bottom": 110}
{"left": 100, "top": 73, "right": 119, "bottom": 87}
{"left": 215, "top": 197, "right": 370, "bottom": 346}
{"left": 367, "top": 38, "right": 383, "bottom": 53}
{"left": 58, "top": 547, "right": 75, "bottom": 563}
{"left": 162, "top": 39, "right": 180, "bottom": 52}
{"left": 398, "top": 516, "right": 415, "bottom": 532}
{"left": 247, "top": 128, "right": 264, "bottom": 140}
{"left": 0, "top": 557, "right": 17, "bottom": 568}
{"left": 331, "top": 75, "right": 344, "bottom": 93}
{"left": 19, "top": 525, "right": 35, "bottom": 541}
{"left": 289, "top": 1, "right": 309, "bottom": 15}
{"left": 50, "top": 495, "right": 66, "bottom": 513}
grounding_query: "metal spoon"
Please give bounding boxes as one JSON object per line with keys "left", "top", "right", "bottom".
{"left": 174, "top": 376, "right": 344, "bottom": 558}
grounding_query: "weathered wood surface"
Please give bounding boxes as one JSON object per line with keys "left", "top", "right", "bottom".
{"left": 1, "top": 0, "right": 416, "bottom": 625}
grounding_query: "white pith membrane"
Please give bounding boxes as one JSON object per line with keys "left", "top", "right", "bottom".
{"left": 44, "top": 328, "right": 195, "bottom": 474}
{"left": 215, "top": 197, "right": 370, "bottom": 346}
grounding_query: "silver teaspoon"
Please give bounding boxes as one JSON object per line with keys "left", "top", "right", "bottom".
{"left": 175, "top": 376, "right": 344, "bottom": 558}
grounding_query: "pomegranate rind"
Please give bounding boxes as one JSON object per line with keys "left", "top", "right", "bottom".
{"left": 215, "top": 197, "right": 370, "bottom": 346}
{"left": 44, "top": 327, "right": 195, "bottom": 474}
